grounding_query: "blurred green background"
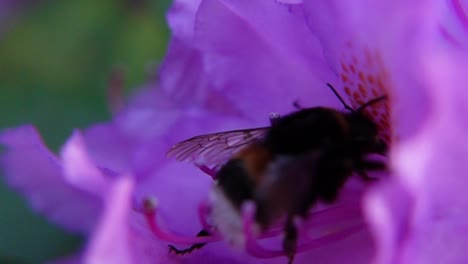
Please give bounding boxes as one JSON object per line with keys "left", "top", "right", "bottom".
{"left": 0, "top": 0, "right": 171, "bottom": 263}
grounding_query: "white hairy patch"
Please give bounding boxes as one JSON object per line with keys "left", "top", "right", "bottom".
{"left": 209, "top": 185, "right": 246, "bottom": 248}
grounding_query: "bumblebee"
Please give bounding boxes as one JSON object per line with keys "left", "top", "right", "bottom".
{"left": 166, "top": 84, "right": 387, "bottom": 263}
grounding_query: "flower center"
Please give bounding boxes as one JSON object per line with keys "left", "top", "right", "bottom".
{"left": 339, "top": 42, "right": 393, "bottom": 144}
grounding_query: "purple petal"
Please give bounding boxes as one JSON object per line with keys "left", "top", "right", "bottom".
{"left": 301, "top": 0, "right": 466, "bottom": 144}
{"left": 365, "top": 17, "right": 468, "bottom": 263}
{"left": 81, "top": 123, "right": 133, "bottom": 175}
{"left": 194, "top": 0, "right": 340, "bottom": 120}
{"left": 161, "top": 0, "right": 341, "bottom": 123}
{"left": 275, "top": 0, "right": 303, "bottom": 4}
{"left": 161, "top": 1, "right": 243, "bottom": 115}
{"left": 437, "top": 0, "right": 468, "bottom": 48}
{"left": 159, "top": 38, "right": 242, "bottom": 116}
{"left": 61, "top": 130, "right": 111, "bottom": 196}
{"left": 84, "top": 177, "right": 135, "bottom": 264}
{"left": 364, "top": 182, "right": 413, "bottom": 264}
{"left": 166, "top": 0, "right": 202, "bottom": 42}
{"left": 0, "top": 125, "right": 102, "bottom": 233}
{"left": 397, "top": 55, "right": 468, "bottom": 263}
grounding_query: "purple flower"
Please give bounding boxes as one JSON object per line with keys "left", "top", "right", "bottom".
{"left": 2, "top": 0, "right": 468, "bottom": 263}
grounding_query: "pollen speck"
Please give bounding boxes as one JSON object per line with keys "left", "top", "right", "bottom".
{"left": 341, "top": 63, "right": 349, "bottom": 73}
{"left": 364, "top": 48, "right": 374, "bottom": 67}
{"left": 338, "top": 46, "right": 393, "bottom": 145}
{"left": 358, "top": 72, "right": 365, "bottom": 82}
{"left": 352, "top": 91, "right": 360, "bottom": 100}
{"left": 381, "top": 119, "right": 389, "bottom": 129}
{"left": 344, "top": 86, "right": 352, "bottom": 95}
{"left": 341, "top": 74, "right": 349, "bottom": 83}
{"left": 377, "top": 79, "right": 385, "bottom": 90}
{"left": 358, "top": 84, "right": 367, "bottom": 97}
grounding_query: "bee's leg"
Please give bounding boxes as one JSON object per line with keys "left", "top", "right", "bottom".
{"left": 293, "top": 100, "right": 303, "bottom": 110}
{"left": 283, "top": 217, "right": 298, "bottom": 264}
{"left": 168, "top": 229, "right": 210, "bottom": 255}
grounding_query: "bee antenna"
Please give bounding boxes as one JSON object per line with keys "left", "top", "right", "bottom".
{"left": 326, "top": 83, "right": 355, "bottom": 112}
{"left": 357, "top": 95, "right": 388, "bottom": 112}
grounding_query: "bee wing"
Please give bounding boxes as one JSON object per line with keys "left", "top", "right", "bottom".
{"left": 167, "top": 127, "right": 268, "bottom": 166}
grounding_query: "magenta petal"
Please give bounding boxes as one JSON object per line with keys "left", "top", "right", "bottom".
{"left": 0, "top": 125, "right": 102, "bottom": 233}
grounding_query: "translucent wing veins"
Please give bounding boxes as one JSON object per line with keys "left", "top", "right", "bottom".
{"left": 167, "top": 127, "right": 268, "bottom": 166}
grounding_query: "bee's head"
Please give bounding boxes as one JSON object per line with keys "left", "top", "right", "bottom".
{"left": 347, "top": 112, "right": 387, "bottom": 155}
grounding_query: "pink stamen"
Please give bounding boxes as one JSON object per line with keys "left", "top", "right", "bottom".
{"left": 140, "top": 197, "right": 365, "bottom": 258}
{"left": 304, "top": 205, "right": 362, "bottom": 228}
{"left": 258, "top": 226, "right": 284, "bottom": 239}
{"left": 296, "top": 223, "right": 365, "bottom": 252}
{"left": 240, "top": 201, "right": 366, "bottom": 259}
{"left": 196, "top": 163, "right": 218, "bottom": 179}
{"left": 142, "top": 198, "right": 221, "bottom": 245}
{"left": 241, "top": 201, "right": 285, "bottom": 258}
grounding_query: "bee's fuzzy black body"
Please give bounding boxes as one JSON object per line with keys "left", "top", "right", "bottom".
{"left": 167, "top": 85, "right": 387, "bottom": 263}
